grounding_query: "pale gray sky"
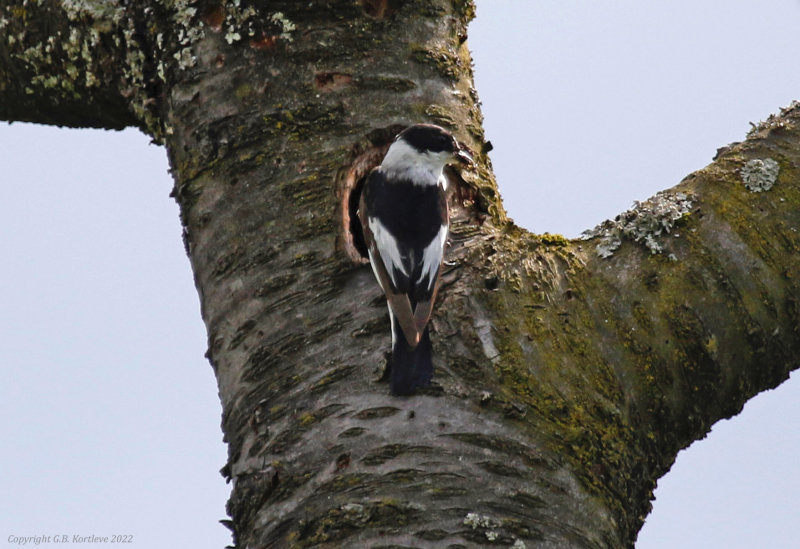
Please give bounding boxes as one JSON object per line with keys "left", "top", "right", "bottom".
{"left": 2, "top": 2, "right": 799, "bottom": 548}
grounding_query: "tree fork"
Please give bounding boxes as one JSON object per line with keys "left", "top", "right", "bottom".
{"left": 2, "top": 1, "right": 799, "bottom": 547}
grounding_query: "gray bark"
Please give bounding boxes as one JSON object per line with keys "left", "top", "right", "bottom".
{"left": 2, "top": 1, "right": 798, "bottom": 547}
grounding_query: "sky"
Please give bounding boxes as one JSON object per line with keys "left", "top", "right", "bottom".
{"left": 1, "top": 2, "right": 799, "bottom": 548}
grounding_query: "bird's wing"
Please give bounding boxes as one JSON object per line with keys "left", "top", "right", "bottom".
{"left": 411, "top": 186, "right": 449, "bottom": 333}
{"left": 359, "top": 171, "right": 420, "bottom": 348}
{"left": 367, "top": 245, "right": 420, "bottom": 348}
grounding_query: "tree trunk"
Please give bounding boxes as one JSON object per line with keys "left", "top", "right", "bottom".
{"left": 3, "top": 2, "right": 798, "bottom": 547}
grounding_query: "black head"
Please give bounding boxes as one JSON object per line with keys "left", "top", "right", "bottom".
{"left": 396, "top": 124, "right": 459, "bottom": 155}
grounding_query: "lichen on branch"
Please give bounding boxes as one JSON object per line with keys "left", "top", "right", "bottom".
{"left": 581, "top": 190, "right": 694, "bottom": 259}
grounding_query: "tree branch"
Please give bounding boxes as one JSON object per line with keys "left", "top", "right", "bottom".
{"left": 1, "top": 1, "right": 129, "bottom": 128}
{"left": 458, "top": 102, "right": 800, "bottom": 540}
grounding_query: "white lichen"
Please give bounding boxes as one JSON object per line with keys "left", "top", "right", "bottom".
{"left": 65, "top": 62, "right": 79, "bottom": 79}
{"left": 270, "top": 11, "right": 296, "bottom": 42}
{"left": 120, "top": 20, "right": 159, "bottom": 135}
{"left": 224, "top": 1, "right": 257, "bottom": 44}
{"left": 87, "top": 27, "right": 100, "bottom": 52}
{"left": 173, "top": 47, "right": 195, "bottom": 69}
{"left": 223, "top": 6, "right": 295, "bottom": 45}
{"left": 170, "top": 1, "right": 202, "bottom": 71}
{"left": 341, "top": 502, "right": 365, "bottom": 514}
{"left": 464, "top": 512, "right": 498, "bottom": 529}
{"left": 339, "top": 502, "right": 370, "bottom": 527}
{"left": 85, "top": 71, "right": 98, "bottom": 87}
{"left": 61, "top": 0, "right": 124, "bottom": 23}
{"left": 741, "top": 158, "right": 779, "bottom": 192}
{"left": 512, "top": 540, "right": 527, "bottom": 549}
{"left": 31, "top": 74, "right": 59, "bottom": 88}
{"left": 464, "top": 512, "right": 503, "bottom": 541}
{"left": 582, "top": 191, "right": 693, "bottom": 259}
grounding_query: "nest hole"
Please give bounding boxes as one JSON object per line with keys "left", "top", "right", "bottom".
{"left": 338, "top": 140, "right": 394, "bottom": 264}
{"left": 348, "top": 175, "right": 369, "bottom": 259}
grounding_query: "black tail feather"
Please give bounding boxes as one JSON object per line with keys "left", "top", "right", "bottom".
{"left": 390, "top": 322, "right": 433, "bottom": 396}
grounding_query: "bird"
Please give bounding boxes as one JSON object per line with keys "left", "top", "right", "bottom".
{"left": 359, "top": 124, "right": 474, "bottom": 395}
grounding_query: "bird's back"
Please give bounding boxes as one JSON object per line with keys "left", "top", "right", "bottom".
{"left": 363, "top": 169, "right": 445, "bottom": 248}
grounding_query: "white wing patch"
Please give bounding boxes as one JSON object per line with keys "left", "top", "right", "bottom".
{"left": 420, "top": 224, "right": 447, "bottom": 290}
{"left": 369, "top": 216, "right": 407, "bottom": 287}
{"left": 367, "top": 248, "right": 385, "bottom": 292}
{"left": 388, "top": 303, "right": 397, "bottom": 347}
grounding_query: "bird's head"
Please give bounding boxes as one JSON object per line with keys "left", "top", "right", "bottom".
{"left": 380, "top": 124, "right": 474, "bottom": 183}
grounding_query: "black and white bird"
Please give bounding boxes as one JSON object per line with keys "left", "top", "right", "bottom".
{"left": 359, "top": 124, "right": 473, "bottom": 395}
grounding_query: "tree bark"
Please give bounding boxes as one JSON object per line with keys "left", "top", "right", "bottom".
{"left": 3, "top": 1, "right": 798, "bottom": 547}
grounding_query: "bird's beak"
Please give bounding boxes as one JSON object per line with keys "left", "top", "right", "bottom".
{"left": 453, "top": 148, "right": 476, "bottom": 169}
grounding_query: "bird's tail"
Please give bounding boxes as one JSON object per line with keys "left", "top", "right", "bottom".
{"left": 390, "top": 318, "right": 433, "bottom": 396}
